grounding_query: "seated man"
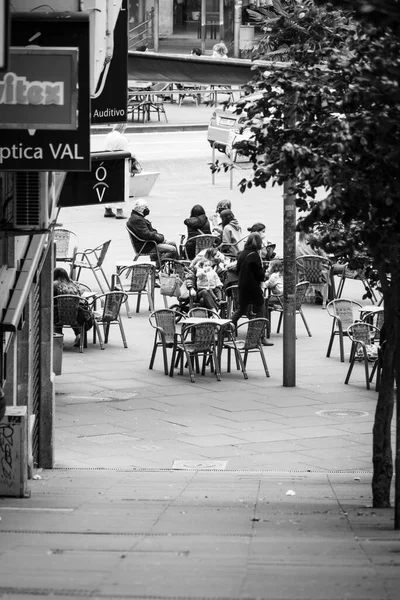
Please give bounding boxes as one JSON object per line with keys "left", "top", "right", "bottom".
{"left": 127, "top": 199, "right": 179, "bottom": 260}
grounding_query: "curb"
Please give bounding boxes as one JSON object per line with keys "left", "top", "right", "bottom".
{"left": 91, "top": 123, "right": 208, "bottom": 135}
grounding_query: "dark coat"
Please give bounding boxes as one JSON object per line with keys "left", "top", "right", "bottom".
{"left": 237, "top": 248, "right": 265, "bottom": 307}
{"left": 183, "top": 213, "right": 211, "bottom": 259}
{"left": 127, "top": 209, "right": 165, "bottom": 253}
{"left": 184, "top": 213, "right": 211, "bottom": 239}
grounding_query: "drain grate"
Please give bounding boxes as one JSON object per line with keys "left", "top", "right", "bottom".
{"left": 316, "top": 409, "right": 369, "bottom": 418}
{"left": 172, "top": 460, "right": 228, "bottom": 470}
{"left": 80, "top": 434, "right": 139, "bottom": 444}
{"left": 91, "top": 390, "right": 138, "bottom": 400}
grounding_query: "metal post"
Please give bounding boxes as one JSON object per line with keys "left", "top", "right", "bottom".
{"left": 201, "top": 0, "right": 206, "bottom": 55}
{"left": 234, "top": 0, "right": 242, "bottom": 59}
{"left": 153, "top": 0, "right": 159, "bottom": 53}
{"left": 395, "top": 386, "right": 400, "bottom": 529}
{"left": 282, "top": 97, "right": 298, "bottom": 387}
{"left": 219, "top": 0, "right": 224, "bottom": 42}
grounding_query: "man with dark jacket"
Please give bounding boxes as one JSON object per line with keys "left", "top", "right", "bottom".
{"left": 127, "top": 199, "right": 179, "bottom": 259}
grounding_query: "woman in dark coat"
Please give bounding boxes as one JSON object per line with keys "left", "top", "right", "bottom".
{"left": 230, "top": 233, "right": 273, "bottom": 346}
{"left": 183, "top": 204, "right": 211, "bottom": 259}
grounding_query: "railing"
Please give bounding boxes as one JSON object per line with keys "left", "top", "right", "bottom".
{"left": 128, "top": 8, "right": 154, "bottom": 51}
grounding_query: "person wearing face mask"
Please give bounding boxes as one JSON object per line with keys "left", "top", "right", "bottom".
{"left": 247, "top": 222, "right": 276, "bottom": 261}
{"left": 127, "top": 199, "right": 179, "bottom": 259}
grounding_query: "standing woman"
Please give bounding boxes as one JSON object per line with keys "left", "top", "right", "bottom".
{"left": 230, "top": 233, "right": 273, "bottom": 346}
{"left": 183, "top": 204, "right": 211, "bottom": 260}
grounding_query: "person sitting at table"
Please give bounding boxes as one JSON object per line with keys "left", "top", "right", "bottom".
{"left": 220, "top": 209, "right": 244, "bottom": 258}
{"left": 53, "top": 268, "right": 93, "bottom": 348}
{"left": 127, "top": 198, "right": 179, "bottom": 260}
{"left": 264, "top": 259, "right": 284, "bottom": 316}
{"left": 185, "top": 248, "right": 228, "bottom": 311}
{"left": 183, "top": 204, "right": 212, "bottom": 260}
{"left": 247, "top": 222, "right": 277, "bottom": 261}
{"left": 209, "top": 199, "right": 232, "bottom": 237}
{"left": 195, "top": 258, "right": 224, "bottom": 307}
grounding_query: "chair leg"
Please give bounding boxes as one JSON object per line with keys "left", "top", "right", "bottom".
{"left": 125, "top": 297, "right": 132, "bottom": 318}
{"left": 326, "top": 321, "right": 336, "bottom": 357}
{"left": 184, "top": 349, "right": 195, "bottom": 383}
{"left": 259, "top": 346, "right": 270, "bottom": 378}
{"left": 338, "top": 325, "right": 345, "bottom": 363}
{"left": 363, "top": 350, "right": 370, "bottom": 390}
{"left": 169, "top": 345, "right": 177, "bottom": 377}
{"left": 118, "top": 319, "right": 128, "bottom": 348}
{"left": 212, "top": 346, "right": 221, "bottom": 381}
{"left": 94, "top": 322, "right": 105, "bottom": 350}
{"left": 235, "top": 350, "right": 247, "bottom": 379}
{"left": 277, "top": 312, "right": 283, "bottom": 333}
{"left": 90, "top": 268, "right": 107, "bottom": 294}
{"left": 299, "top": 309, "right": 312, "bottom": 337}
{"left": 136, "top": 293, "right": 141, "bottom": 313}
{"left": 149, "top": 338, "right": 158, "bottom": 370}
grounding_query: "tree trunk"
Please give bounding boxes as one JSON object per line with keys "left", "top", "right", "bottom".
{"left": 372, "top": 263, "right": 398, "bottom": 508}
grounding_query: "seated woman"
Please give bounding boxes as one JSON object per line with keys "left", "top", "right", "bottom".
{"left": 219, "top": 209, "right": 244, "bottom": 258}
{"left": 183, "top": 204, "right": 211, "bottom": 260}
{"left": 247, "top": 222, "right": 276, "bottom": 262}
{"left": 209, "top": 199, "right": 231, "bottom": 238}
{"left": 53, "top": 268, "right": 93, "bottom": 347}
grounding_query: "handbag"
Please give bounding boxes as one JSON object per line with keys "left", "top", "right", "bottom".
{"left": 159, "top": 272, "right": 182, "bottom": 297}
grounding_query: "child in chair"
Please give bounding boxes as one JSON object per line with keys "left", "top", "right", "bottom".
{"left": 195, "top": 259, "right": 224, "bottom": 305}
{"left": 264, "top": 259, "right": 284, "bottom": 305}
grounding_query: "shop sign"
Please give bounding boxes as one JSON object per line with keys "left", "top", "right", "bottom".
{"left": 0, "top": 13, "right": 90, "bottom": 172}
{"left": 0, "top": 0, "right": 9, "bottom": 72}
{"left": 0, "top": 47, "right": 78, "bottom": 130}
{"left": 91, "top": 0, "right": 128, "bottom": 124}
{"left": 58, "top": 151, "right": 129, "bottom": 207}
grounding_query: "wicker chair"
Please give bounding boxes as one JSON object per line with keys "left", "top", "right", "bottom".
{"left": 345, "top": 322, "right": 380, "bottom": 389}
{"left": 187, "top": 307, "right": 219, "bottom": 319}
{"left": 296, "top": 255, "right": 332, "bottom": 308}
{"left": 221, "top": 318, "right": 270, "bottom": 379}
{"left": 326, "top": 299, "right": 363, "bottom": 362}
{"left": 267, "top": 281, "right": 312, "bottom": 337}
{"left": 218, "top": 235, "right": 249, "bottom": 259}
{"left": 113, "top": 264, "right": 155, "bottom": 317}
{"left": 169, "top": 322, "right": 221, "bottom": 383}
{"left": 149, "top": 308, "right": 186, "bottom": 375}
{"left": 73, "top": 240, "right": 111, "bottom": 293}
{"left": 90, "top": 292, "right": 128, "bottom": 349}
{"left": 126, "top": 224, "right": 163, "bottom": 268}
{"left": 225, "top": 284, "right": 239, "bottom": 319}
{"left": 53, "top": 294, "right": 89, "bottom": 353}
{"left": 54, "top": 228, "right": 78, "bottom": 276}
{"left": 182, "top": 234, "right": 219, "bottom": 261}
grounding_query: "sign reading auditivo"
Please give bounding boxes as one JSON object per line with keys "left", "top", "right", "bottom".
{"left": 1, "top": 12, "right": 90, "bottom": 171}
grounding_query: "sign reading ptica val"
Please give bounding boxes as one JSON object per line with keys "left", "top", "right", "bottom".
{"left": 0, "top": 12, "right": 90, "bottom": 172}
{"left": 0, "top": 47, "right": 78, "bottom": 129}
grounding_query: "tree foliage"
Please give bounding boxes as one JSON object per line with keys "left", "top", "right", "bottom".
{"left": 230, "top": 0, "right": 400, "bottom": 509}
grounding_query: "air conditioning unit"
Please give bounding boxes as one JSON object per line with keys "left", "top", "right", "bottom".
{"left": 13, "top": 172, "right": 56, "bottom": 230}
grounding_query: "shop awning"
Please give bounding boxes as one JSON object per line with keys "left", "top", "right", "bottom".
{"left": 128, "top": 51, "right": 265, "bottom": 86}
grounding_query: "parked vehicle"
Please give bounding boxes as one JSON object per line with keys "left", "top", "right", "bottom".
{"left": 207, "top": 92, "right": 263, "bottom": 153}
